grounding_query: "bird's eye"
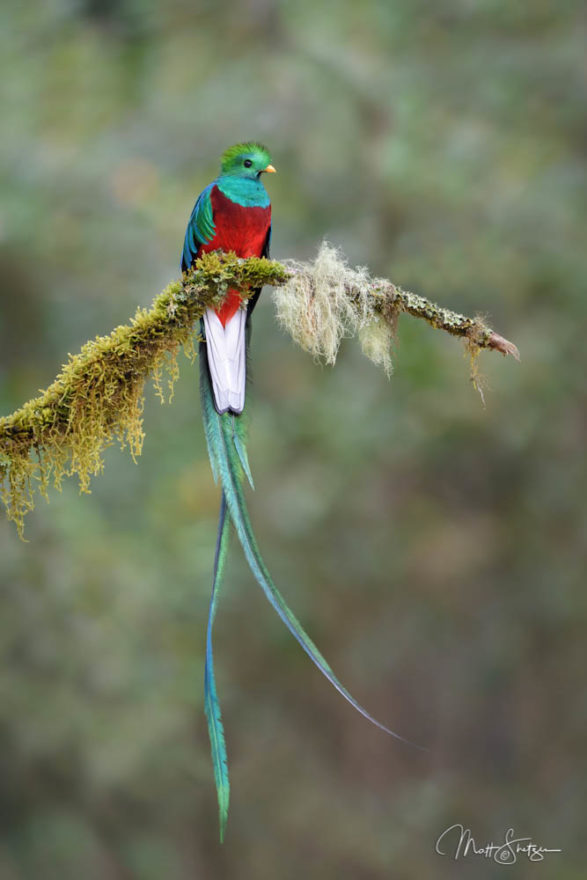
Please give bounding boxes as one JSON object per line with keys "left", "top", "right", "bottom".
{"left": 243, "top": 159, "right": 253, "bottom": 168}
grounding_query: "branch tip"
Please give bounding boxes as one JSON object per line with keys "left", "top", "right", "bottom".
{"left": 487, "top": 332, "right": 521, "bottom": 361}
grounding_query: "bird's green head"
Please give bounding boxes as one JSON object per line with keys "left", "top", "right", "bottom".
{"left": 219, "top": 142, "right": 276, "bottom": 179}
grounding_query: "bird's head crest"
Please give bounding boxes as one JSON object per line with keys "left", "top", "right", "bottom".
{"left": 220, "top": 142, "right": 275, "bottom": 178}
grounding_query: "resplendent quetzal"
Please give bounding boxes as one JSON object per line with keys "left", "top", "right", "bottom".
{"left": 182, "top": 143, "right": 411, "bottom": 841}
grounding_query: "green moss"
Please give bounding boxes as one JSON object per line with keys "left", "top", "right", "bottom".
{"left": 0, "top": 252, "right": 290, "bottom": 537}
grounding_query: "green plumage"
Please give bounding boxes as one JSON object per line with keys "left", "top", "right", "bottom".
{"left": 200, "top": 339, "right": 418, "bottom": 841}
{"left": 203, "top": 492, "right": 230, "bottom": 843}
{"left": 190, "top": 185, "right": 216, "bottom": 245}
{"left": 220, "top": 141, "right": 271, "bottom": 174}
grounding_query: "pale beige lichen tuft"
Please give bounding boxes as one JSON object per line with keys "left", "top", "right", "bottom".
{"left": 274, "top": 242, "right": 393, "bottom": 371}
{"left": 358, "top": 316, "right": 395, "bottom": 377}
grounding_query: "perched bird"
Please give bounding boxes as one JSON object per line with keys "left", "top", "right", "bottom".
{"left": 182, "top": 143, "right": 412, "bottom": 841}
{"left": 182, "top": 142, "right": 274, "bottom": 414}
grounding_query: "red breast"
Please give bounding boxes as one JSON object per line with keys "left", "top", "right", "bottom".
{"left": 198, "top": 187, "right": 271, "bottom": 326}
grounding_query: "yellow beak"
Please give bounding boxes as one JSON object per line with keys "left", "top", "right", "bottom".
{"left": 263, "top": 164, "right": 277, "bottom": 173}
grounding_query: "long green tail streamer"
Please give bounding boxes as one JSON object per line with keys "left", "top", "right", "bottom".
{"left": 200, "top": 354, "right": 421, "bottom": 740}
{"left": 199, "top": 333, "right": 425, "bottom": 840}
{"left": 204, "top": 492, "right": 231, "bottom": 842}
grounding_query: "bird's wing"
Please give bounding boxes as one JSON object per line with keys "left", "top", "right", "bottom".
{"left": 245, "top": 223, "right": 271, "bottom": 323}
{"left": 262, "top": 223, "right": 272, "bottom": 259}
{"left": 181, "top": 182, "right": 216, "bottom": 272}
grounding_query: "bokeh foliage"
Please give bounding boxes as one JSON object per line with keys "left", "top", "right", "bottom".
{"left": 0, "top": 1, "right": 585, "bottom": 878}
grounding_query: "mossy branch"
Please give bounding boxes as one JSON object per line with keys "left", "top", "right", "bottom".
{"left": 0, "top": 244, "right": 518, "bottom": 536}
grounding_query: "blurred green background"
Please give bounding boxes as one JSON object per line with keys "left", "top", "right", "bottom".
{"left": 1, "top": 1, "right": 585, "bottom": 878}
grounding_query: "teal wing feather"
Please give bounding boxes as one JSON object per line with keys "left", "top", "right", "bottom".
{"left": 204, "top": 492, "right": 231, "bottom": 843}
{"left": 181, "top": 183, "right": 216, "bottom": 272}
{"left": 199, "top": 352, "right": 420, "bottom": 749}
